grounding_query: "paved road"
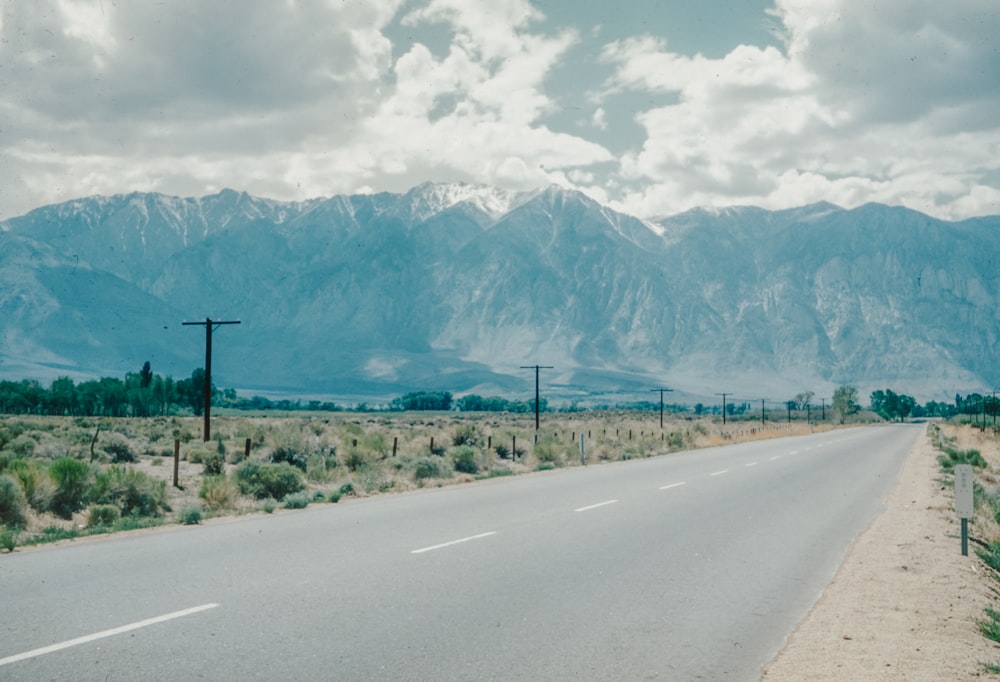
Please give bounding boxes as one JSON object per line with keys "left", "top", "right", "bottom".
{"left": 1, "top": 424, "right": 921, "bottom": 680}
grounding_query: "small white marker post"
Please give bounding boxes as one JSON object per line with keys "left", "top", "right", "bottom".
{"left": 955, "top": 464, "right": 974, "bottom": 556}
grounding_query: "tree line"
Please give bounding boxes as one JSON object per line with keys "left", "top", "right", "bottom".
{"left": 0, "top": 368, "right": 993, "bottom": 422}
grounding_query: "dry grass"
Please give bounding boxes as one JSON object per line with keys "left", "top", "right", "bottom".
{"left": 1, "top": 411, "right": 833, "bottom": 542}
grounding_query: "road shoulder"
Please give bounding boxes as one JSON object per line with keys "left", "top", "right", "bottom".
{"left": 763, "top": 424, "right": 1000, "bottom": 680}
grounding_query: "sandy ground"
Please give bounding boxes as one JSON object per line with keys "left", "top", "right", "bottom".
{"left": 763, "top": 423, "right": 1000, "bottom": 680}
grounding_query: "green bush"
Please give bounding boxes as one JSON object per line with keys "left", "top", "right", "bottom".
{"left": 102, "top": 437, "right": 137, "bottom": 464}
{"left": 282, "top": 492, "right": 309, "bottom": 509}
{"left": 451, "top": 445, "right": 479, "bottom": 474}
{"left": 326, "top": 490, "right": 342, "bottom": 503}
{"left": 306, "top": 453, "right": 329, "bottom": 482}
{"left": 49, "top": 457, "right": 93, "bottom": 519}
{"left": 87, "top": 504, "right": 121, "bottom": 527}
{"left": 0, "top": 525, "right": 18, "bottom": 552}
{"left": 186, "top": 447, "right": 214, "bottom": 465}
{"left": 178, "top": 504, "right": 203, "bottom": 525}
{"left": 234, "top": 461, "right": 305, "bottom": 500}
{"left": 260, "top": 498, "right": 277, "bottom": 513}
{"left": 412, "top": 457, "right": 444, "bottom": 480}
{"left": 938, "top": 447, "right": 987, "bottom": 472}
{"left": 0, "top": 474, "right": 27, "bottom": 527}
{"left": 533, "top": 440, "right": 563, "bottom": 467}
{"left": 92, "top": 466, "right": 168, "bottom": 517}
{"left": 452, "top": 424, "right": 481, "bottom": 447}
{"left": 270, "top": 446, "right": 307, "bottom": 471}
{"left": 7, "top": 435, "right": 36, "bottom": 457}
{"left": 9, "top": 460, "right": 54, "bottom": 513}
{"left": 343, "top": 447, "right": 368, "bottom": 472}
{"left": 338, "top": 482, "right": 355, "bottom": 496}
{"left": 202, "top": 451, "right": 226, "bottom": 476}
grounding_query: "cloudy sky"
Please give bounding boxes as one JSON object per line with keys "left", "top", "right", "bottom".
{"left": 1, "top": 0, "right": 998, "bottom": 221}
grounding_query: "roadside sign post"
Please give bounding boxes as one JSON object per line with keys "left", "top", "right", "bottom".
{"left": 955, "top": 464, "right": 974, "bottom": 556}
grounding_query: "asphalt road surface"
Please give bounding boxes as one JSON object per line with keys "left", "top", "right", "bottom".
{"left": 1, "top": 424, "right": 921, "bottom": 680}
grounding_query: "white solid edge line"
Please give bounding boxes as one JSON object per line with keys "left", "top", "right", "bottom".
{"left": 574, "top": 500, "right": 618, "bottom": 513}
{"left": 709, "top": 470, "right": 729, "bottom": 476}
{"left": 659, "top": 482, "right": 686, "bottom": 490}
{"left": 411, "top": 531, "right": 497, "bottom": 554}
{"left": 0, "top": 603, "right": 219, "bottom": 667}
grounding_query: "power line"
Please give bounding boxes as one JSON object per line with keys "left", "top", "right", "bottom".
{"left": 182, "top": 317, "right": 240, "bottom": 441}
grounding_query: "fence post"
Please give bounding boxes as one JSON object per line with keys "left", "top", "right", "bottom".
{"left": 244, "top": 438, "right": 251, "bottom": 460}
{"left": 392, "top": 436, "right": 398, "bottom": 457}
{"left": 173, "top": 439, "right": 180, "bottom": 488}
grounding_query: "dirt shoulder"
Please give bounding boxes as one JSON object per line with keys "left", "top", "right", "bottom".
{"left": 763, "top": 423, "right": 1000, "bottom": 680}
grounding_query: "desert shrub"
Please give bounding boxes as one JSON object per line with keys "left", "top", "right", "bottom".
{"left": 87, "top": 504, "right": 121, "bottom": 527}
{"left": 0, "top": 474, "right": 27, "bottom": 527}
{"left": 311, "top": 490, "right": 326, "bottom": 502}
{"left": 7, "top": 435, "right": 37, "bottom": 457}
{"left": 452, "top": 424, "right": 481, "bottom": 447}
{"left": 186, "top": 447, "right": 214, "bottom": 465}
{"left": 342, "top": 447, "right": 368, "bottom": 472}
{"left": 341, "top": 422, "right": 364, "bottom": 437}
{"left": 260, "top": 498, "right": 277, "bottom": 513}
{"left": 101, "top": 434, "right": 137, "bottom": 463}
{"left": 9, "top": 460, "right": 55, "bottom": 513}
{"left": 327, "top": 490, "right": 342, "bottom": 503}
{"left": 412, "top": 457, "right": 445, "bottom": 480}
{"left": 92, "top": 466, "right": 169, "bottom": 518}
{"left": 533, "top": 441, "right": 563, "bottom": 467}
{"left": 361, "top": 433, "right": 388, "bottom": 457}
{"left": 0, "top": 525, "right": 17, "bottom": 552}
{"left": 200, "top": 475, "right": 239, "bottom": 511}
{"left": 178, "top": 504, "right": 203, "bottom": 525}
{"left": 429, "top": 441, "right": 447, "bottom": 457}
{"left": 666, "top": 431, "right": 687, "bottom": 451}
{"left": 49, "top": 457, "right": 93, "bottom": 519}
{"left": 451, "top": 445, "right": 479, "bottom": 474}
{"left": 270, "top": 446, "right": 307, "bottom": 471}
{"left": 494, "top": 443, "right": 510, "bottom": 459}
{"left": 202, "top": 451, "right": 226, "bottom": 476}
{"left": 338, "top": 482, "right": 355, "bottom": 496}
{"left": 306, "top": 453, "right": 329, "bottom": 482}
{"left": 282, "top": 492, "right": 309, "bottom": 509}
{"left": 234, "top": 461, "right": 304, "bottom": 500}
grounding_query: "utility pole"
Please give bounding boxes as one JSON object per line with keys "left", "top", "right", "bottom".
{"left": 520, "top": 365, "right": 553, "bottom": 430}
{"left": 183, "top": 317, "right": 240, "bottom": 441}
{"left": 716, "top": 393, "right": 729, "bottom": 425}
{"left": 651, "top": 388, "right": 674, "bottom": 430}
{"left": 821, "top": 398, "right": 826, "bottom": 421}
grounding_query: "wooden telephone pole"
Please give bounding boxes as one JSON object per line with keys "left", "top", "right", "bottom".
{"left": 183, "top": 317, "right": 240, "bottom": 441}
{"left": 650, "top": 388, "right": 674, "bottom": 429}
{"left": 520, "top": 364, "right": 553, "bottom": 430}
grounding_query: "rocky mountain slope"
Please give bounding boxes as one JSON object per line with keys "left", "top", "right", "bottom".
{"left": 1, "top": 183, "right": 996, "bottom": 401}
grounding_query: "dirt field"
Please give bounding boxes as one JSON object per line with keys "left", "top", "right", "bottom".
{"left": 763, "top": 423, "right": 1000, "bottom": 680}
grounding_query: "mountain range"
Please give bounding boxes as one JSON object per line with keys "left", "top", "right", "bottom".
{"left": 1, "top": 182, "right": 997, "bottom": 403}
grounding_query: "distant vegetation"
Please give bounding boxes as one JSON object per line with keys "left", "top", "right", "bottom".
{"left": 0, "top": 366, "right": 991, "bottom": 426}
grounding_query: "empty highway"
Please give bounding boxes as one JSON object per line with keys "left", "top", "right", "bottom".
{"left": 1, "top": 424, "right": 921, "bottom": 680}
